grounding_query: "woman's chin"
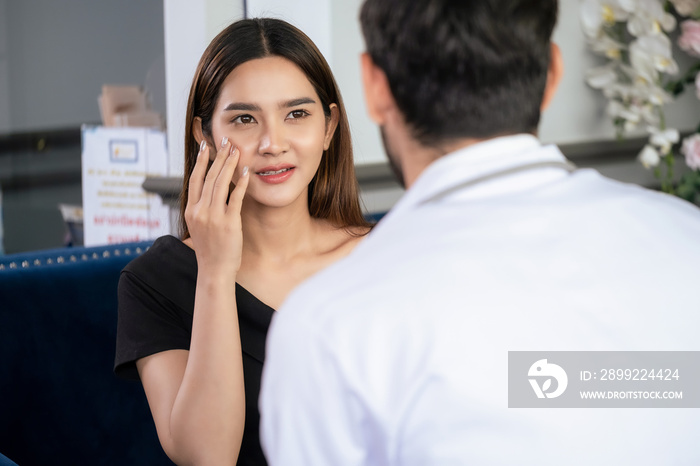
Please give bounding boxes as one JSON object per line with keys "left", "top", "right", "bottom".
{"left": 244, "top": 189, "right": 308, "bottom": 211}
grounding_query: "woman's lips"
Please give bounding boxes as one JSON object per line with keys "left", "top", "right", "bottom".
{"left": 255, "top": 165, "right": 295, "bottom": 184}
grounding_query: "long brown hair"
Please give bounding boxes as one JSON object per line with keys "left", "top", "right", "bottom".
{"left": 180, "top": 18, "right": 371, "bottom": 238}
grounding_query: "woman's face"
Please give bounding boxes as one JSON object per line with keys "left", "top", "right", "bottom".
{"left": 202, "top": 56, "right": 338, "bottom": 210}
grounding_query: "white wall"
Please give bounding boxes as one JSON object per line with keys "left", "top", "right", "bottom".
{"left": 0, "top": 0, "right": 164, "bottom": 134}
{"left": 239, "top": 0, "right": 382, "bottom": 166}
{"left": 329, "top": 0, "right": 383, "bottom": 166}
{"left": 1, "top": 1, "right": 696, "bottom": 162}
{"left": 242, "top": 0, "right": 383, "bottom": 166}
{"left": 247, "top": 0, "right": 332, "bottom": 61}
{"left": 163, "top": 0, "right": 244, "bottom": 176}
{"left": 0, "top": 0, "right": 10, "bottom": 133}
{"left": 239, "top": 0, "right": 700, "bottom": 164}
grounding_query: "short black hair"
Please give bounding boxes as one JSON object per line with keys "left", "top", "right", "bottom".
{"left": 360, "top": 0, "right": 558, "bottom": 147}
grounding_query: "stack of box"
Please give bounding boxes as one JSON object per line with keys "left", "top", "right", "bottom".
{"left": 98, "top": 85, "right": 162, "bottom": 129}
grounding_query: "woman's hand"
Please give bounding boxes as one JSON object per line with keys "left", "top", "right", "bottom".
{"left": 138, "top": 136, "right": 250, "bottom": 465}
{"left": 185, "top": 137, "right": 250, "bottom": 274}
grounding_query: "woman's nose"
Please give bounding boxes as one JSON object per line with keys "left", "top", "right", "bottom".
{"left": 257, "top": 122, "right": 288, "bottom": 156}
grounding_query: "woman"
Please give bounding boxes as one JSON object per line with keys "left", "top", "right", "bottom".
{"left": 114, "top": 18, "right": 371, "bottom": 465}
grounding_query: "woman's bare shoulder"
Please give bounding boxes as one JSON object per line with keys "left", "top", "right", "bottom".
{"left": 315, "top": 221, "right": 371, "bottom": 258}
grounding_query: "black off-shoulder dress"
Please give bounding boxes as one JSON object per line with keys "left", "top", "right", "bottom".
{"left": 114, "top": 235, "right": 273, "bottom": 466}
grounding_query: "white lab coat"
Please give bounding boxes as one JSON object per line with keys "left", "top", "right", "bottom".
{"left": 261, "top": 134, "right": 700, "bottom": 465}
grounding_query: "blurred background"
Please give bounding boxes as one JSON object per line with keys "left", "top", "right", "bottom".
{"left": 0, "top": 0, "right": 165, "bottom": 253}
{"left": 1, "top": 0, "right": 699, "bottom": 254}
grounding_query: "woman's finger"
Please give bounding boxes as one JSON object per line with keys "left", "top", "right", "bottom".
{"left": 212, "top": 146, "right": 240, "bottom": 207}
{"left": 201, "top": 136, "right": 233, "bottom": 206}
{"left": 227, "top": 164, "right": 250, "bottom": 216}
{"left": 187, "top": 140, "right": 209, "bottom": 206}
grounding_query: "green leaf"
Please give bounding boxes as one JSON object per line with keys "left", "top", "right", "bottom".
{"left": 676, "top": 171, "right": 700, "bottom": 203}
{"left": 665, "top": 80, "right": 685, "bottom": 96}
{"left": 690, "top": 170, "right": 700, "bottom": 188}
{"left": 677, "top": 178, "right": 696, "bottom": 202}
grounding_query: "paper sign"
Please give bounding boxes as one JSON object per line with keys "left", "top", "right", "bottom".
{"left": 81, "top": 126, "right": 171, "bottom": 246}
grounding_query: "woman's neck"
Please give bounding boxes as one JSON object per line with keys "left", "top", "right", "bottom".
{"left": 240, "top": 199, "right": 320, "bottom": 265}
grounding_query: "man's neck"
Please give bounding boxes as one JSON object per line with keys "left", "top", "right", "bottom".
{"left": 397, "top": 134, "right": 484, "bottom": 189}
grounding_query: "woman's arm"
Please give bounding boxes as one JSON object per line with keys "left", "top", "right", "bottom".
{"left": 137, "top": 138, "right": 250, "bottom": 465}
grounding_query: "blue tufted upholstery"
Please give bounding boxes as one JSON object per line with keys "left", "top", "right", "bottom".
{"left": 0, "top": 452, "right": 17, "bottom": 466}
{"left": 0, "top": 240, "right": 172, "bottom": 465}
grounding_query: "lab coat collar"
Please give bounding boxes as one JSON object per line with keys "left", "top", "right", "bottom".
{"left": 389, "top": 134, "right": 568, "bottom": 216}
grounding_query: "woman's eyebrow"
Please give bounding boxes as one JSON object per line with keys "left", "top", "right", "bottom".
{"left": 280, "top": 97, "right": 316, "bottom": 108}
{"left": 223, "top": 102, "right": 261, "bottom": 112}
{"left": 222, "top": 97, "right": 316, "bottom": 112}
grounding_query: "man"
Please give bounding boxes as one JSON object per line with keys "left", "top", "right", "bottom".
{"left": 260, "top": 1, "right": 700, "bottom": 464}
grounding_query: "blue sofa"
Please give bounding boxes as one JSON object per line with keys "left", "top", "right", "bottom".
{"left": 0, "top": 241, "right": 172, "bottom": 465}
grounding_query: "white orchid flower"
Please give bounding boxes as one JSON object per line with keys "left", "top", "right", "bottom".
{"left": 607, "top": 100, "right": 643, "bottom": 131}
{"left": 585, "top": 64, "right": 619, "bottom": 88}
{"left": 641, "top": 104, "right": 661, "bottom": 126}
{"left": 618, "top": 0, "right": 639, "bottom": 12}
{"left": 580, "top": 0, "right": 633, "bottom": 38}
{"left": 629, "top": 34, "right": 679, "bottom": 82}
{"left": 669, "top": 0, "right": 700, "bottom": 17}
{"left": 615, "top": 63, "right": 674, "bottom": 106}
{"left": 588, "top": 34, "right": 627, "bottom": 59}
{"left": 648, "top": 127, "right": 680, "bottom": 154}
{"left": 645, "top": 82, "right": 674, "bottom": 106}
{"left": 625, "top": 102, "right": 652, "bottom": 131}
{"left": 629, "top": 43, "right": 659, "bottom": 82}
{"left": 639, "top": 144, "right": 661, "bottom": 168}
{"left": 624, "top": 119, "right": 639, "bottom": 132}
{"left": 620, "top": 65, "right": 673, "bottom": 98}
{"left": 627, "top": 0, "right": 677, "bottom": 37}
{"left": 602, "top": 82, "right": 641, "bottom": 103}
{"left": 580, "top": 0, "right": 698, "bottom": 177}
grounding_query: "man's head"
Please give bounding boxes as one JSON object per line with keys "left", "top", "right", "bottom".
{"left": 359, "top": 0, "right": 561, "bottom": 184}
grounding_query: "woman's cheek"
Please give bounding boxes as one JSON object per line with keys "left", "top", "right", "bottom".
{"left": 294, "top": 125, "right": 327, "bottom": 158}
{"left": 208, "top": 131, "right": 230, "bottom": 161}
{"left": 229, "top": 141, "right": 257, "bottom": 179}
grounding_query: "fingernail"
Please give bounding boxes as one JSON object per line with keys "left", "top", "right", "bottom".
{"left": 221, "top": 136, "right": 228, "bottom": 148}
{"left": 242, "top": 166, "right": 249, "bottom": 177}
{"left": 230, "top": 145, "right": 237, "bottom": 156}
{"left": 200, "top": 140, "right": 206, "bottom": 152}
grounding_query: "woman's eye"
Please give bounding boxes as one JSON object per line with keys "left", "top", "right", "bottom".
{"left": 287, "top": 109, "right": 309, "bottom": 120}
{"left": 233, "top": 114, "right": 256, "bottom": 124}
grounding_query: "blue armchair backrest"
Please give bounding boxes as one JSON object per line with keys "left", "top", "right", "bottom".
{"left": 0, "top": 240, "right": 172, "bottom": 465}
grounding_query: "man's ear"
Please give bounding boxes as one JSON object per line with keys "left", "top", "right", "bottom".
{"left": 360, "top": 52, "right": 395, "bottom": 125}
{"left": 323, "top": 103, "right": 340, "bottom": 150}
{"left": 541, "top": 42, "right": 563, "bottom": 111}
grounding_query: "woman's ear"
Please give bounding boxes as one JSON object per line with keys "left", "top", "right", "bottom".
{"left": 541, "top": 42, "right": 563, "bottom": 112}
{"left": 192, "top": 117, "right": 215, "bottom": 160}
{"left": 192, "top": 116, "right": 208, "bottom": 147}
{"left": 323, "top": 103, "right": 340, "bottom": 150}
